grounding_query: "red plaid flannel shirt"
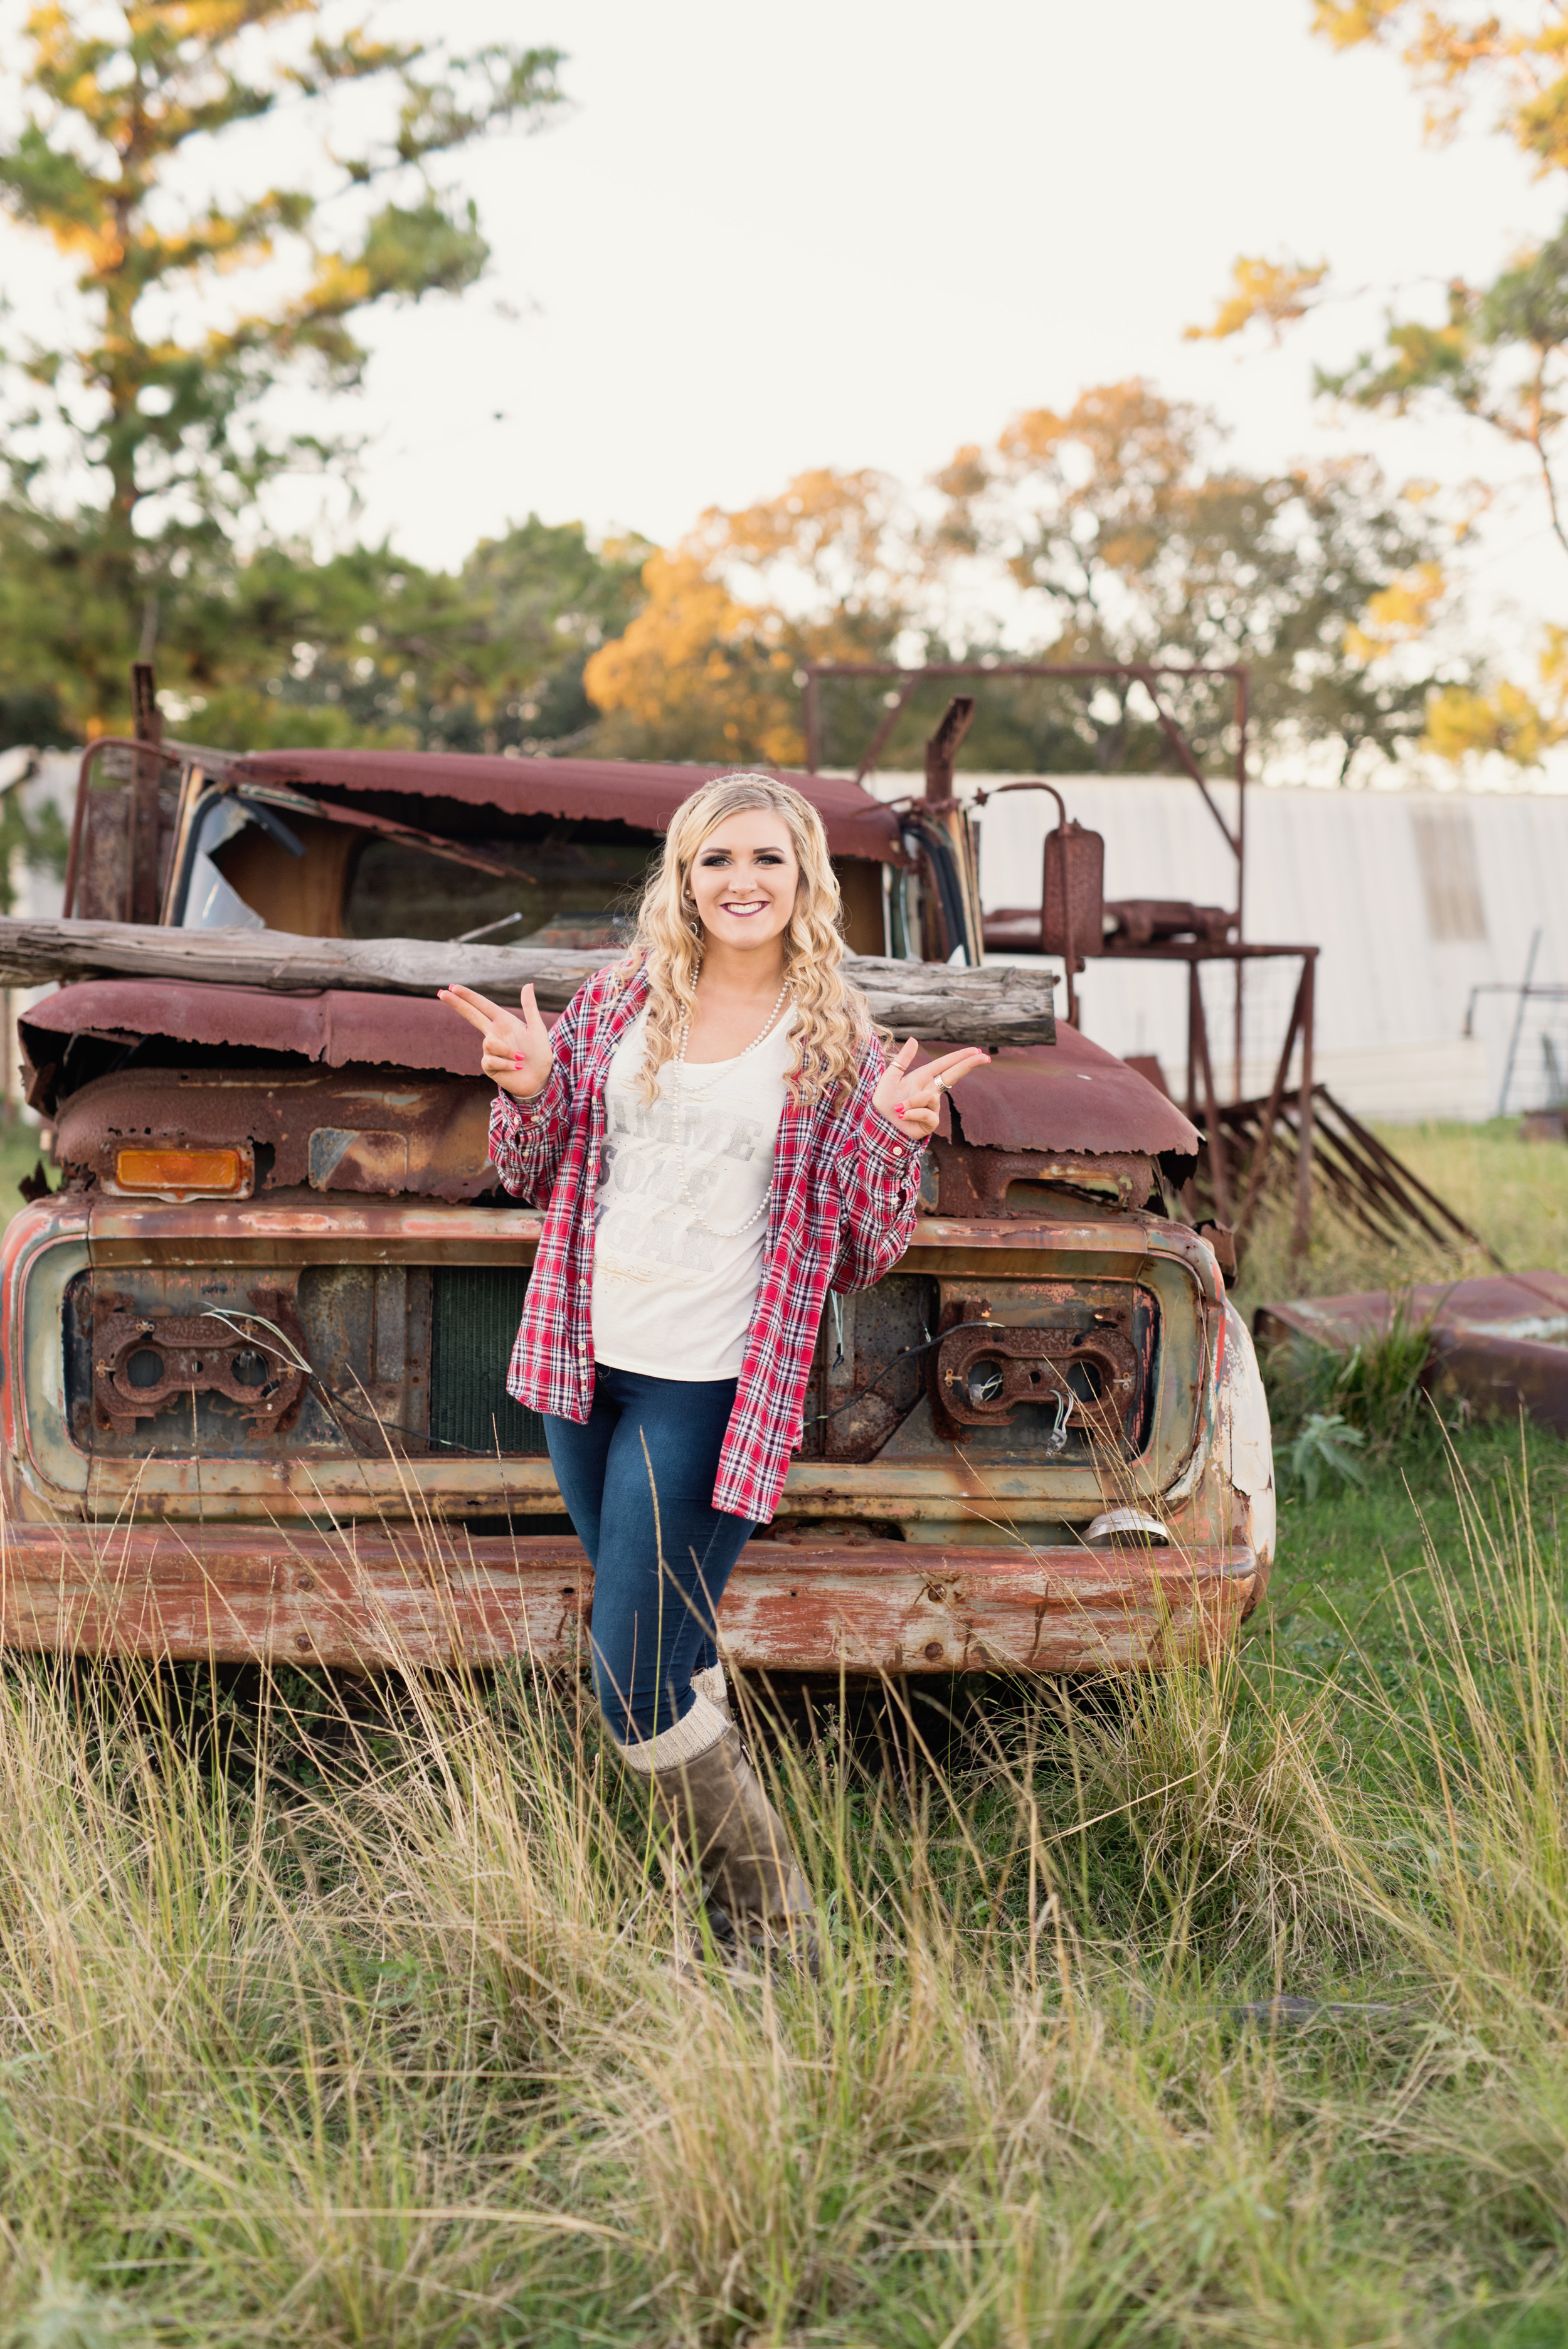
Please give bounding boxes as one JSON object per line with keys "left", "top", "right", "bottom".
{"left": 487, "top": 964, "right": 927, "bottom": 1522}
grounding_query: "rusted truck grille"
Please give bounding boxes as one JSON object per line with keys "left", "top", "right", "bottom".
{"left": 0, "top": 1198, "right": 1256, "bottom": 1675}
{"left": 6, "top": 1201, "right": 1222, "bottom": 1569}
{"left": 429, "top": 1267, "right": 546, "bottom": 1457}
{"left": 63, "top": 1261, "right": 549, "bottom": 1461}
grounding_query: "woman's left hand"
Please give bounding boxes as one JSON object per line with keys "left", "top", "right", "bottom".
{"left": 873, "top": 1039, "right": 990, "bottom": 1140}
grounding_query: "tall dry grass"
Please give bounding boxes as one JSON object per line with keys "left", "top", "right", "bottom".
{"left": 5, "top": 1457, "right": 1568, "bottom": 2341}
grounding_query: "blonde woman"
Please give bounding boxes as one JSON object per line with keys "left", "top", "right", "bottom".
{"left": 439, "top": 774, "right": 986, "bottom": 1964}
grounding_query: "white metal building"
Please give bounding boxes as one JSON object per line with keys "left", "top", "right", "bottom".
{"left": 864, "top": 774, "right": 1568, "bottom": 1125}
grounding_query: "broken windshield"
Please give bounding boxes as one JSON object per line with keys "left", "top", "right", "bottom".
{"left": 171, "top": 778, "right": 657, "bottom": 944}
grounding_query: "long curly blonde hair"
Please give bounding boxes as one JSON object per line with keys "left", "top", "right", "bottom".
{"left": 620, "top": 773, "right": 873, "bottom": 1103}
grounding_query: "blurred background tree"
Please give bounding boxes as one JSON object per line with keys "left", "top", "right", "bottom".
{"left": 0, "top": 0, "right": 617, "bottom": 748}
{"left": 584, "top": 469, "right": 909, "bottom": 766}
{"left": 1190, "top": 1, "right": 1568, "bottom": 770}
{"left": 0, "top": 6, "right": 1498, "bottom": 785}
{"left": 584, "top": 384, "right": 1453, "bottom": 782}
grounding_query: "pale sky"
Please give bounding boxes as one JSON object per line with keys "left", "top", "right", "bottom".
{"left": 3, "top": 1, "right": 1566, "bottom": 656}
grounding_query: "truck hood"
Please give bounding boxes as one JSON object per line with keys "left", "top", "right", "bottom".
{"left": 22, "top": 977, "right": 1199, "bottom": 1159}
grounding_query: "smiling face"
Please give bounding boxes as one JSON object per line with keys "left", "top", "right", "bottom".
{"left": 686, "top": 809, "right": 800, "bottom": 959}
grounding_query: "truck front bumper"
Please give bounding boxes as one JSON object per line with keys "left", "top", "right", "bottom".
{"left": 0, "top": 1524, "right": 1260, "bottom": 1676}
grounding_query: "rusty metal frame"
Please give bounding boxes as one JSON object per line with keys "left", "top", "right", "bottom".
{"left": 803, "top": 655, "right": 1248, "bottom": 918}
{"left": 1173, "top": 942, "right": 1318, "bottom": 1254}
{"left": 803, "top": 656, "right": 1252, "bottom": 1098}
{"left": 802, "top": 661, "right": 1332, "bottom": 1249}
{"left": 1222, "top": 1081, "right": 1500, "bottom": 1270}
{"left": 62, "top": 734, "right": 188, "bottom": 921}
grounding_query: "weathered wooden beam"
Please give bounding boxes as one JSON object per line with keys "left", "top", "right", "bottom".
{"left": 0, "top": 918, "right": 1057, "bottom": 1044}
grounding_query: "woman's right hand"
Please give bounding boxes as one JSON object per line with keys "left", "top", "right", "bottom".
{"left": 437, "top": 982, "right": 554, "bottom": 1100}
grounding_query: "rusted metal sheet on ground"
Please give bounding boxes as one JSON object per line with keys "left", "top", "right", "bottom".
{"left": 1256, "top": 1272, "right": 1568, "bottom": 1437}
{"left": 1256, "top": 1271, "right": 1568, "bottom": 1352}
{"left": 0, "top": 1525, "right": 1258, "bottom": 1675}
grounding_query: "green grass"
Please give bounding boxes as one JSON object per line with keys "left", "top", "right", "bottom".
{"left": 0, "top": 1111, "right": 49, "bottom": 1220}
{"left": 0, "top": 1426, "right": 1558, "bottom": 2345}
{"left": 1235, "top": 1116, "right": 1568, "bottom": 1317}
{"left": 0, "top": 1123, "right": 1558, "bottom": 2340}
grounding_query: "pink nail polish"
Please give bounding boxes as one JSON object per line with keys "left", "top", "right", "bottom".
{"left": 894, "top": 1100, "right": 906, "bottom": 1114}
{"left": 514, "top": 1053, "right": 526, "bottom": 1070}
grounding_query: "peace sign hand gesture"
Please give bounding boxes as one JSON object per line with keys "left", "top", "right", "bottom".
{"left": 438, "top": 982, "right": 554, "bottom": 1100}
{"left": 872, "top": 1039, "right": 990, "bottom": 1140}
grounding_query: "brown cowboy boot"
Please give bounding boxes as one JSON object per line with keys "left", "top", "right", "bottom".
{"left": 617, "top": 1697, "right": 818, "bottom": 1970}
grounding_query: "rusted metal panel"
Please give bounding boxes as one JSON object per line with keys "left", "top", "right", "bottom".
{"left": 91, "top": 1283, "right": 309, "bottom": 1435}
{"left": 83, "top": 1196, "right": 543, "bottom": 1263}
{"left": 230, "top": 748, "right": 902, "bottom": 863}
{"left": 55, "top": 1068, "right": 495, "bottom": 1201}
{"left": 1254, "top": 1273, "right": 1568, "bottom": 1353}
{"left": 922, "top": 1031, "right": 1200, "bottom": 1159}
{"left": 23, "top": 982, "right": 486, "bottom": 1091}
{"left": 931, "top": 1142, "right": 1155, "bottom": 1217}
{"left": 1429, "top": 1327, "right": 1568, "bottom": 1438}
{"left": 0, "top": 1522, "right": 1258, "bottom": 1675}
{"left": 1255, "top": 1272, "right": 1568, "bottom": 1439}
{"left": 931, "top": 1308, "right": 1140, "bottom": 1446}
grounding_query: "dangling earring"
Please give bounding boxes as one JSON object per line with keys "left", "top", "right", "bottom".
{"left": 682, "top": 888, "right": 701, "bottom": 939}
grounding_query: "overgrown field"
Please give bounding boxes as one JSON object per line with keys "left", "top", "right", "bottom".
{"left": 0, "top": 1121, "right": 1564, "bottom": 2342}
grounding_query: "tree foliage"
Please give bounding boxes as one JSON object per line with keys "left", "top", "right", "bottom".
{"left": 931, "top": 381, "right": 1450, "bottom": 780}
{"left": 234, "top": 517, "right": 652, "bottom": 754}
{"left": 0, "top": 506, "right": 649, "bottom": 755}
{"left": 586, "top": 383, "right": 1451, "bottom": 782}
{"left": 1186, "top": 3, "right": 1568, "bottom": 767}
{"left": 584, "top": 470, "right": 909, "bottom": 766}
{"left": 0, "top": 2, "right": 564, "bottom": 733}
{"left": 1312, "top": 0, "right": 1568, "bottom": 164}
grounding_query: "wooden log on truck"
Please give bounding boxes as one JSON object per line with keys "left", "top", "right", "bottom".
{"left": 0, "top": 918, "right": 1057, "bottom": 1045}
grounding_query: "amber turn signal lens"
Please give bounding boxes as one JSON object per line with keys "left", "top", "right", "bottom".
{"left": 114, "top": 1148, "right": 245, "bottom": 1195}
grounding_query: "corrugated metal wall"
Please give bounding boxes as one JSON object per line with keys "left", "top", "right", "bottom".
{"left": 866, "top": 775, "right": 1568, "bottom": 1123}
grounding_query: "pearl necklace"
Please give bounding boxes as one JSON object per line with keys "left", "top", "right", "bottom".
{"left": 670, "top": 979, "right": 791, "bottom": 1238}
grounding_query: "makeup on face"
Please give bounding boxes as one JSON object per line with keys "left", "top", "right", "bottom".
{"left": 687, "top": 814, "right": 799, "bottom": 949}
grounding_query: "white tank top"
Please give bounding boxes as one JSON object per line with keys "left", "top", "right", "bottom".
{"left": 590, "top": 1006, "right": 795, "bottom": 1381}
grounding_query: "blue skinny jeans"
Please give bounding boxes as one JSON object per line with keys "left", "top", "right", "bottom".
{"left": 543, "top": 1364, "right": 758, "bottom": 1744}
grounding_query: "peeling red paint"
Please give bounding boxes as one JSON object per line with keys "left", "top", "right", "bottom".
{"left": 55, "top": 1066, "right": 496, "bottom": 1201}
{"left": 0, "top": 1522, "right": 1258, "bottom": 1675}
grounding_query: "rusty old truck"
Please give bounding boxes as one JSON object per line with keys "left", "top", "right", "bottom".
{"left": 0, "top": 740, "right": 1274, "bottom": 1676}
